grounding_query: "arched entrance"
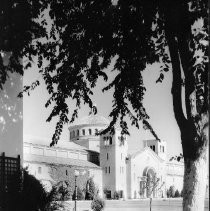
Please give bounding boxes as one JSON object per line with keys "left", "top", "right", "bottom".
{"left": 139, "top": 167, "right": 156, "bottom": 198}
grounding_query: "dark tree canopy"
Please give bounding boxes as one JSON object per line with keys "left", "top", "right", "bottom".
{"left": 1, "top": 0, "right": 208, "bottom": 149}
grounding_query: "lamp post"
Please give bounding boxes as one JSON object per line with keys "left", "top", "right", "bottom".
{"left": 74, "top": 170, "right": 86, "bottom": 211}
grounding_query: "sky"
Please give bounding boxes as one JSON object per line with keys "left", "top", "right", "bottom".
{"left": 23, "top": 59, "right": 183, "bottom": 159}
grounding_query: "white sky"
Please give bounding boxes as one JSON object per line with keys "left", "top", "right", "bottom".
{"left": 23, "top": 60, "right": 182, "bottom": 159}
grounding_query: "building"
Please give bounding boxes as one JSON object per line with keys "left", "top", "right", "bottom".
{"left": 23, "top": 112, "right": 208, "bottom": 199}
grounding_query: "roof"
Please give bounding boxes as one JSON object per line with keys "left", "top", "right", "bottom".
{"left": 24, "top": 154, "right": 101, "bottom": 169}
{"left": 24, "top": 135, "right": 88, "bottom": 151}
{"left": 130, "top": 147, "right": 164, "bottom": 162}
{"left": 72, "top": 114, "right": 110, "bottom": 126}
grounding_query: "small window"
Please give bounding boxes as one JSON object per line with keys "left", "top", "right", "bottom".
{"left": 82, "top": 129, "right": 85, "bottom": 135}
{"left": 109, "top": 137, "right": 112, "bottom": 145}
{"left": 95, "top": 129, "right": 98, "bottom": 135}
{"left": 107, "top": 153, "right": 109, "bottom": 160}
{"left": 66, "top": 170, "right": 68, "bottom": 176}
{"left": 77, "top": 130, "right": 79, "bottom": 136}
{"left": 109, "top": 166, "right": 110, "bottom": 174}
{"left": 89, "top": 129, "right": 92, "bottom": 135}
{"left": 150, "top": 146, "right": 152, "bottom": 150}
{"left": 163, "top": 146, "right": 164, "bottom": 152}
{"left": 105, "top": 167, "right": 107, "bottom": 174}
{"left": 73, "top": 131, "right": 75, "bottom": 138}
{"left": 153, "top": 145, "right": 155, "bottom": 152}
{"left": 38, "top": 167, "right": 42, "bottom": 174}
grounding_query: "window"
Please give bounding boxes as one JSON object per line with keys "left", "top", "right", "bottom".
{"left": 95, "top": 129, "right": 98, "bottom": 135}
{"left": 89, "top": 129, "right": 92, "bottom": 135}
{"left": 38, "top": 167, "right": 42, "bottom": 174}
{"left": 153, "top": 145, "right": 155, "bottom": 152}
{"left": 107, "top": 153, "right": 109, "bottom": 160}
{"left": 160, "top": 145, "right": 162, "bottom": 152}
{"left": 77, "top": 130, "right": 79, "bottom": 136}
{"left": 73, "top": 131, "right": 75, "bottom": 138}
{"left": 163, "top": 146, "right": 165, "bottom": 152}
{"left": 105, "top": 167, "right": 107, "bottom": 174}
{"left": 82, "top": 129, "right": 85, "bottom": 135}
{"left": 109, "top": 137, "right": 112, "bottom": 145}
{"left": 150, "top": 146, "right": 152, "bottom": 150}
{"left": 70, "top": 132, "right": 72, "bottom": 139}
{"left": 108, "top": 166, "right": 110, "bottom": 174}
{"left": 66, "top": 169, "right": 68, "bottom": 176}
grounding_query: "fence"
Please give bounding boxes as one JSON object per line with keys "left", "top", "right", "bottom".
{"left": 0, "top": 152, "right": 21, "bottom": 210}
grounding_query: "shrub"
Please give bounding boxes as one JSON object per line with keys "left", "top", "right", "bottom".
{"left": 7, "top": 169, "right": 63, "bottom": 211}
{"left": 180, "top": 189, "right": 183, "bottom": 197}
{"left": 72, "top": 187, "right": 85, "bottom": 200}
{"left": 113, "top": 191, "right": 120, "bottom": 199}
{"left": 85, "top": 177, "right": 98, "bottom": 200}
{"left": 168, "top": 186, "right": 175, "bottom": 198}
{"left": 91, "top": 196, "right": 105, "bottom": 211}
{"left": 174, "top": 189, "right": 180, "bottom": 197}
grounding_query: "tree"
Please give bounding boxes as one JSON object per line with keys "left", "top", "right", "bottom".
{"left": 141, "top": 174, "right": 164, "bottom": 211}
{"left": 168, "top": 186, "right": 176, "bottom": 198}
{"left": 1, "top": 0, "right": 208, "bottom": 210}
{"left": 175, "top": 189, "right": 180, "bottom": 198}
{"left": 7, "top": 169, "right": 63, "bottom": 211}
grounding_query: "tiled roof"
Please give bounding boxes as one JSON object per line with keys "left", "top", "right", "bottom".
{"left": 24, "top": 135, "right": 88, "bottom": 151}
{"left": 24, "top": 154, "right": 101, "bottom": 169}
{"left": 72, "top": 114, "right": 110, "bottom": 126}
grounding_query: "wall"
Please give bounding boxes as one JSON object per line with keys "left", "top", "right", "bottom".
{"left": 0, "top": 73, "right": 23, "bottom": 163}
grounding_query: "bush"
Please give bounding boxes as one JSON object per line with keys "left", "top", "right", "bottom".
{"left": 85, "top": 177, "right": 98, "bottom": 200}
{"left": 91, "top": 196, "right": 105, "bottom": 211}
{"left": 168, "top": 186, "right": 175, "bottom": 198}
{"left": 7, "top": 169, "right": 62, "bottom": 211}
{"left": 180, "top": 189, "right": 183, "bottom": 197}
{"left": 113, "top": 191, "right": 120, "bottom": 199}
{"left": 72, "top": 187, "right": 85, "bottom": 200}
{"left": 174, "top": 189, "right": 180, "bottom": 197}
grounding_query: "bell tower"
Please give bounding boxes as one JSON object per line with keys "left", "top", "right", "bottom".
{"left": 143, "top": 139, "right": 167, "bottom": 161}
{"left": 100, "top": 128, "right": 128, "bottom": 199}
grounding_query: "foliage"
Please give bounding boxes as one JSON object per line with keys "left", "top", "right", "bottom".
{"left": 91, "top": 196, "right": 105, "bottom": 211}
{"left": 85, "top": 177, "right": 98, "bottom": 200}
{"left": 174, "top": 189, "right": 180, "bottom": 198}
{"left": 0, "top": 0, "right": 48, "bottom": 89}
{"left": 167, "top": 186, "right": 175, "bottom": 198}
{"left": 49, "top": 165, "right": 88, "bottom": 200}
{"left": 72, "top": 187, "right": 85, "bottom": 201}
{"left": 113, "top": 191, "right": 120, "bottom": 200}
{"left": 7, "top": 169, "right": 63, "bottom": 211}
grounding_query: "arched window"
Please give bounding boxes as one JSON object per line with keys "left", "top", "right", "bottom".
{"left": 82, "top": 129, "right": 85, "bottom": 135}
{"left": 89, "top": 129, "right": 92, "bottom": 135}
{"left": 77, "top": 129, "right": 79, "bottom": 136}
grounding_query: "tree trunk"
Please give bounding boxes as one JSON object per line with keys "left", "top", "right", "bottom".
{"left": 183, "top": 154, "right": 208, "bottom": 211}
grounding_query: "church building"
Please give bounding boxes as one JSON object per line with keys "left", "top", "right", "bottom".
{"left": 24, "top": 112, "right": 197, "bottom": 199}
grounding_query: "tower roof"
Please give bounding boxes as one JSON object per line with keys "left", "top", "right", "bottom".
{"left": 73, "top": 114, "right": 110, "bottom": 126}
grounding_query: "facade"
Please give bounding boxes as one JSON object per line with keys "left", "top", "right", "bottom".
{"left": 23, "top": 113, "right": 209, "bottom": 199}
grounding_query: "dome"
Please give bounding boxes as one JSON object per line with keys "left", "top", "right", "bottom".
{"left": 74, "top": 114, "right": 110, "bottom": 126}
